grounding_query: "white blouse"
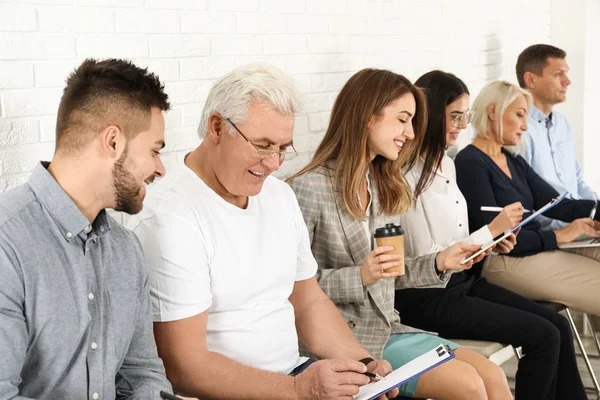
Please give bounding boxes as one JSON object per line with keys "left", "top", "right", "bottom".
{"left": 399, "top": 155, "right": 493, "bottom": 259}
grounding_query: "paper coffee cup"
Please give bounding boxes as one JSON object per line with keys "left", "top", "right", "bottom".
{"left": 374, "top": 223, "right": 405, "bottom": 275}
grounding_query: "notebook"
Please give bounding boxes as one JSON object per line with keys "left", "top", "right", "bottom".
{"left": 461, "top": 192, "right": 570, "bottom": 264}
{"left": 353, "top": 344, "right": 454, "bottom": 400}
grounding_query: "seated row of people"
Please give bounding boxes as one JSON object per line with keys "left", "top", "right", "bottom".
{"left": 397, "top": 71, "right": 593, "bottom": 399}
{"left": 0, "top": 43, "right": 597, "bottom": 400}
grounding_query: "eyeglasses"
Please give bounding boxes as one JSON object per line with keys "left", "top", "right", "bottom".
{"left": 449, "top": 111, "right": 473, "bottom": 127}
{"left": 225, "top": 118, "right": 298, "bottom": 161}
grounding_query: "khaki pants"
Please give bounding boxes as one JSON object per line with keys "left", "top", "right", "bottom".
{"left": 482, "top": 247, "right": 600, "bottom": 315}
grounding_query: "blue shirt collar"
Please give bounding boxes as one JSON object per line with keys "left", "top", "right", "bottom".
{"left": 530, "top": 104, "right": 555, "bottom": 126}
{"left": 28, "top": 162, "right": 111, "bottom": 242}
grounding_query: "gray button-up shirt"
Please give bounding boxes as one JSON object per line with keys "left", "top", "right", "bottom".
{"left": 0, "top": 163, "right": 171, "bottom": 400}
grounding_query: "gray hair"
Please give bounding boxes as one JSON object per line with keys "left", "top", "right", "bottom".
{"left": 471, "top": 80, "right": 532, "bottom": 154}
{"left": 197, "top": 63, "right": 303, "bottom": 138}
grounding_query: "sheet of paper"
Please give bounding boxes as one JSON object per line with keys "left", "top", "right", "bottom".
{"left": 354, "top": 344, "right": 454, "bottom": 400}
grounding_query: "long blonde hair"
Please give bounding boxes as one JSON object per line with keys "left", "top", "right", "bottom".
{"left": 288, "top": 68, "right": 426, "bottom": 220}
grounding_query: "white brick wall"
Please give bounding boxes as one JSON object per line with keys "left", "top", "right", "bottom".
{"left": 0, "top": 0, "right": 553, "bottom": 197}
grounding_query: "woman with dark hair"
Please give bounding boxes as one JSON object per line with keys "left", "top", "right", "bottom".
{"left": 288, "top": 68, "right": 512, "bottom": 400}
{"left": 395, "top": 70, "right": 586, "bottom": 399}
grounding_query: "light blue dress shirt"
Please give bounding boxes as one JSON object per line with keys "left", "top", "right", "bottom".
{"left": 521, "top": 105, "right": 596, "bottom": 230}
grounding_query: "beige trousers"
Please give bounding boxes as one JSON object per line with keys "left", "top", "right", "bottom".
{"left": 482, "top": 246, "right": 600, "bottom": 315}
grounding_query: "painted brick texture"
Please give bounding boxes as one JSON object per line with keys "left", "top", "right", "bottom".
{"left": 0, "top": 0, "right": 551, "bottom": 194}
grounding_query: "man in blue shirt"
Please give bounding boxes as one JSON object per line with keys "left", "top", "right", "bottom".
{"left": 516, "top": 44, "right": 597, "bottom": 230}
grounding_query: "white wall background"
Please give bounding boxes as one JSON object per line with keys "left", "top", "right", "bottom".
{"left": 0, "top": 0, "right": 555, "bottom": 196}
{"left": 550, "top": 0, "right": 600, "bottom": 193}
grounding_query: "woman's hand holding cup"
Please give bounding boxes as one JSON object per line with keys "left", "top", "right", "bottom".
{"left": 360, "top": 246, "right": 403, "bottom": 286}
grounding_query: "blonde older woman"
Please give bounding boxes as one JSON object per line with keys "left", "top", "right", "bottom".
{"left": 455, "top": 80, "right": 600, "bottom": 321}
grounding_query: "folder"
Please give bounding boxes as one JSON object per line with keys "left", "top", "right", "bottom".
{"left": 354, "top": 344, "right": 455, "bottom": 400}
{"left": 461, "top": 192, "right": 570, "bottom": 264}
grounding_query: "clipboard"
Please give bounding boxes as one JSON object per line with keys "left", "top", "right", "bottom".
{"left": 353, "top": 344, "right": 455, "bottom": 400}
{"left": 460, "top": 192, "right": 569, "bottom": 264}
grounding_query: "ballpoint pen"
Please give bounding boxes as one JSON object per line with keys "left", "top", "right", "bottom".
{"left": 481, "top": 206, "right": 530, "bottom": 213}
{"left": 589, "top": 192, "right": 597, "bottom": 220}
{"left": 160, "top": 391, "right": 183, "bottom": 400}
{"left": 363, "top": 371, "right": 385, "bottom": 380}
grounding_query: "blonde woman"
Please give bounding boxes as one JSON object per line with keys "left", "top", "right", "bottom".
{"left": 288, "top": 69, "right": 511, "bottom": 400}
{"left": 455, "top": 80, "right": 600, "bottom": 320}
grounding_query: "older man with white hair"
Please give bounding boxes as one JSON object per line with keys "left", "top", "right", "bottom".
{"left": 127, "top": 64, "right": 398, "bottom": 400}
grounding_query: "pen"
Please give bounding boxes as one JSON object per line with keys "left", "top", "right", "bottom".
{"left": 590, "top": 192, "right": 597, "bottom": 220}
{"left": 480, "top": 206, "right": 530, "bottom": 213}
{"left": 160, "top": 391, "right": 183, "bottom": 400}
{"left": 363, "top": 371, "right": 385, "bottom": 380}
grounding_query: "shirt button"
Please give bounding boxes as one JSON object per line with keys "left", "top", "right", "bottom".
{"left": 92, "top": 393, "right": 99, "bottom": 400}
{"left": 446, "top": 180, "right": 450, "bottom": 184}
{"left": 88, "top": 293, "right": 94, "bottom": 300}
{"left": 459, "top": 224, "right": 463, "bottom": 227}
{"left": 65, "top": 232, "right": 72, "bottom": 239}
{"left": 456, "top": 201, "right": 459, "bottom": 204}
{"left": 91, "top": 342, "right": 97, "bottom": 350}
{"left": 100, "top": 226, "right": 105, "bottom": 233}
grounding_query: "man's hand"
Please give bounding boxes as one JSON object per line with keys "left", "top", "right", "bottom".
{"left": 555, "top": 218, "right": 600, "bottom": 244}
{"left": 365, "top": 359, "right": 398, "bottom": 399}
{"left": 360, "top": 246, "right": 403, "bottom": 286}
{"left": 294, "top": 359, "right": 369, "bottom": 400}
{"left": 436, "top": 242, "right": 489, "bottom": 272}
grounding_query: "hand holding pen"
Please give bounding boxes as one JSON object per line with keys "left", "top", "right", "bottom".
{"left": 486, "top": 202, "right": 525, "bottom": 238}
{"left": 363, "top": 371, "right": 385, "bottom": 381}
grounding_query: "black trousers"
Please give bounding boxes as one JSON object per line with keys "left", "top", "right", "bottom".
{"left": 395, "top": 274, "right": 586, "bottom": 400}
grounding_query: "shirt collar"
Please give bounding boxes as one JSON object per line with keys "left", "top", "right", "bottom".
{"left": 28, "top": 162, "right": 111, "bottom": 242}
{"left": 530, "top": 105, "right": 555, "bottom": 127}
{"left": 416, "top": 155, "right": 450, "bottom": 179}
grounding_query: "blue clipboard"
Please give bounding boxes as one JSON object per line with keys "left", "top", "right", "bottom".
{"left": 354, "top": 344, "right": 455, "bottom": 400}
{"left": 460, "top": 192, "right": 570, "bottom": 264}
{"left": 511, "top": 191, "right": 569, "bottom": 232}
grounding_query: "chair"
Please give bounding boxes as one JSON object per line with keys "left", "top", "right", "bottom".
{"left": 584, "top": 313, "right": 600, "bottom": 359}
{"left": 450, "top": 339, "right": 521, "bottom": 366}
{"left": 538, "top": 301, "right": 600, "bottom": 397}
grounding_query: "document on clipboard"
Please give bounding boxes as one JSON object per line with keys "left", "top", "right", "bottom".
{"left": 460, "top": 192, "right": 570, "bottom": 265}
{"left": 353, "top": 344, "right": 455, "bottom": 400}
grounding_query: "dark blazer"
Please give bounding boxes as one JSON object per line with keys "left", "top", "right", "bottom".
{"left": 455, "top": 144, "right": 598, "bottom": 257}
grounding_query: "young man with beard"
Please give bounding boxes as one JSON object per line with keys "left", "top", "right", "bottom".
{"left": 0, "top": 58, "right": 174, "bottom": 399}
{"left": 128, "top": 64, "right": 398, "bottom": 400}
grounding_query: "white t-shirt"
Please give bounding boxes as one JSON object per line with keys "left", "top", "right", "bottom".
{"left": 127, "top": 162, "right": 317, "bottom": 374}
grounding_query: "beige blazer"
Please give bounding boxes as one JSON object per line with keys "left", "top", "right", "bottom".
{"left": 289, "top": 164, "right": 449, "bottom": 358}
